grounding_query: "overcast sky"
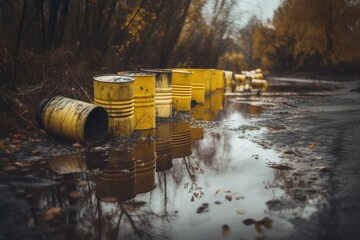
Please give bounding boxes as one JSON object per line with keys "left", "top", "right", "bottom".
{"left": 236, "top": 0, "right": 282, "bottom": 26}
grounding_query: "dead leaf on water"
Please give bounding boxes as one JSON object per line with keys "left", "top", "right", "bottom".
{"left": 215, "top": 201, "right": 222, "bottom": 205}
{"left": 236, "top": 209, "right": 246, "bottom": 214}
{"left": 225, "top": 195, "right": 232, "bottom": 201}
{"left": 309, "top": 143, "right": 315, "bottom": 150}
{"left": 222, "top": 224, "right": 231, "bottom": 238}
{"left": 243, "top": 218, "right": 256, "bottom": 225}
{"left": 196, "top": 203, "right": 209, "bottom": 214}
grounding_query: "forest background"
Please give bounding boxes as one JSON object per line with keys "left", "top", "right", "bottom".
{"left": 0, "top": 0, "right": 359, "bottom": 135}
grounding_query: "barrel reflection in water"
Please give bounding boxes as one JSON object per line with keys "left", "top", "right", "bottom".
{"left": 95, "top": 149, "right": 136, "bottom": 202}
{"left": 155, "top": 123, "right": 173, "bottom": 172}
{"left": 171, "top": 122, "right": 192, "bottom": 159}
{"left": 134, "top": 136, "right": 157, "bottom": 194}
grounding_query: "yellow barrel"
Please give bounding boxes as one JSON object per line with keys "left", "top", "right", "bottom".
{"left": 252, "top": 73, "right": 264, "bottom": 79}
{"left": 134, "top": 139, "right": 157, "bottom": 194}
{"left": 141, "top": 69, "right": 172, "bottom": 118}
{"left": 189, "top": 69, "right": 205, "bottom": 104}
{"left": 251, "top": 79, "right": 268, "bottom": 90}
{"left": 190, "top": 104, "right": 204, "bottom": 120}
{"left": 224, "top": 71, "right": 233, "bottom": 88}
{"left": 156, "top": 123, "right": 173, "bottom": 172}
{"left": 47, "top": 154, "right": 88, "bottom": 175}
{"left": 215, "top": 69, "right": 225, "bottom": 89}
{"left": 38, "top": 96, "right": 108, "bottom": 143}
{"left": 234, "top": 73, "right": 247, "bottom": 82}
{"left": 203, "top": 69, "right": 212, "bottom": 94}
{"left": 210, "top": 69, "right": 217, "bottom": 92}
{"left": 95, "top": 149, "right": 136, "bottom": 202}
{"left": 203, "top": 95, "right": 213, "bottom": 121}
{"left": 118, "top": 72, "right": 156, "bottom": 130}
{"left": 171, "top": 70, "right": 192, "bottom": 112}
{"left": 93, "top": 74, "right": 134, "bottom": 137}
{"left": 171, "top": 121, "right": 192, "bottom": 159}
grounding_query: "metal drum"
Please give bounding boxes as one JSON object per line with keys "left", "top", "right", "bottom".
{"left": 171, "top": 70, "right": 192, "bottom": 112}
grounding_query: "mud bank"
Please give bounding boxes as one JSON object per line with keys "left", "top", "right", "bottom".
{"left": 255, "top": 79, "right": 360, "bottom": 239}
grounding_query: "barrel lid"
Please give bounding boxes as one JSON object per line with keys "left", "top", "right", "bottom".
{"left": 170, "top": 69, "right": 192, "bottom": 74}
{"left": 117, "top": 71, "right": 155, "bottom": 77}
{"left": 93, "top": 74, "right": 134, "bottom": 83}
{"left": 140, "top": 69, "right": 172, "bottom": 74}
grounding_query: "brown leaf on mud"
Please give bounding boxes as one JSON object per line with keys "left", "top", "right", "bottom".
{"left": 309, "top": 143, "right": 315, "bottom": 150}
{"left": 222, "top": 224, "right": 231, "bottom": 238}
{"left": 225, "top": 195, "right": 232, "bottom": 201}
{"left": 72, "top": 143, "right": 82, "bottom": 148}
{"left": 44, "top": 207, "right": 62, "bottom": 221}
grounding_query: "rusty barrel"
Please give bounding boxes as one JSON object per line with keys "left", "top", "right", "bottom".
{"left": 134, "top": 139, "right": 157, "bottom": 194}
{"left": 118, "top": 72, "right": 156, "bottom": 130}
{"left": 171, "top": 122, "right": 192, "bottom": 159}
{"left": 37, "top": 96, "right": 108, "bottom": 143}
{"left": 141, "top": 69, "right": 172, "bottom": 118}
{"left": 156, "top": 123, "right": 173, "bottom": 172}
{"left": 171, "top": 70, "right": 192, "bottom": 112}
{"left": 95, "top": 149, "right": 136, "bottom": 202}
{"left": 93, "top": 74, "right": 134, "bottom": 137}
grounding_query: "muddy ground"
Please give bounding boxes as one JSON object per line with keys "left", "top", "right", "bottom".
{"left": 1, "top": 77, "right": 360, "bottom": 240}
{"left": 255, "top": 78, "right": 360, "bottom": 240}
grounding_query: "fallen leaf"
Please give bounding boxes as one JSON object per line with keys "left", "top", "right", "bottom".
{"left": 44, "top": 207, "right": 62, "bottom": 221}
{"left": 196, "top": 203, "right": 209, "bottom": 214}
{"left": 243, "top": 218, "right": 256, "bottom": 225}
{"left": 214, "top": 201, "right": 222, "bottom": 205}
{"left": 222, "top": 224, "right": 231, "bottom": 238}
{"left": 69, "top": 191, "right": 82, "bottom": 200}
{"left": 236, "top": 209, "right": 246, "bottom": 214}
{"left": 309, "top": 143, "right": 315, "bottom": 150}
{"left": 72, "top": 143, "right": 82, "bottom": 148}
{"left": 2, "top": 166, "right": 17, "bottom": 171}
{"left": 255, "top": 222, "right": 263, "bottom": 233}
{"left": 225, "top": 195, "right": 232, "bottom": 201}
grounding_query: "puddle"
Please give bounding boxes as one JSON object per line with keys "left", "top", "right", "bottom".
{"left": 3, "top": 80, "right": 329, "bottom": 239}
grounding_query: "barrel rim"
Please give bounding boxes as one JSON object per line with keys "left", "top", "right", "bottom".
{"left": 140, "top": 69, "right": 172, "bottom": 74}
{"left": 93, "top": 74, "right": 134, "bottom": 83}
{"left": 117, "top": 71, "right": 155, "bottom": 77}
{"left": 170, "top": 69, "right": 193, "bottom": 74}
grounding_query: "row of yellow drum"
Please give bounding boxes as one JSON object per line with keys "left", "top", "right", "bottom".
{"left": 93, "top": 69, "right": 234, "bottom": 138}
{"left": 37, "top": 68, "right": 234, "bottom": 143}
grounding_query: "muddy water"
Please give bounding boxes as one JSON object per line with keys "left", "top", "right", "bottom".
{"left": 2, "top": 78, "right": 343, "bottom": 240}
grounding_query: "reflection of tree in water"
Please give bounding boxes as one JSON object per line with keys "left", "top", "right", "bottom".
{"left": 182, "top": 156, "right": 204, "bottom": 201}
{"left": 192, "top": 132, "right": 232, "bottom": 173}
